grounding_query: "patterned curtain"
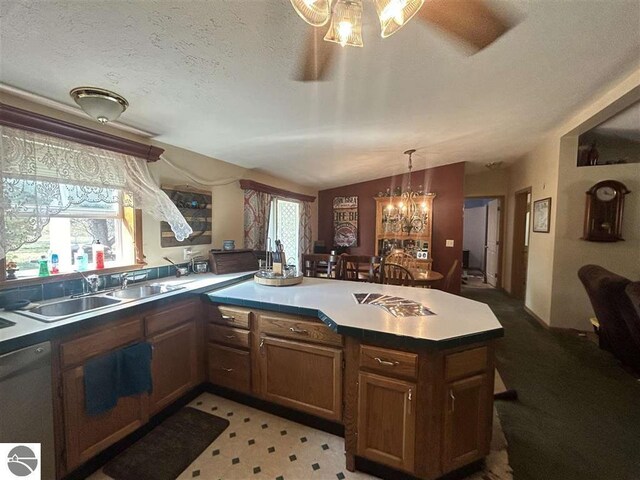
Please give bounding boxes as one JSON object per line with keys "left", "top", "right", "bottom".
{"left": 0, "top": 125, "right": 193, "bottom": 259}
{"left": 243, "top": 189, "right": 272, "bottom": 250}
{"left": 298, "top": 201, "right": 312, "bottom": 262}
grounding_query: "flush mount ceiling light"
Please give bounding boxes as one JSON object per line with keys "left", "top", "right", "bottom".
{"left": 69, "top": 87, "right": 129, "bottom": 124}
{"left": 293, "top": 0, "right": 519, "bottom": 81}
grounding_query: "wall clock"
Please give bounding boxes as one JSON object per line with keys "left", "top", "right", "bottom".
{"left": 583, "top": 180, "right": 630, "bottom": 242}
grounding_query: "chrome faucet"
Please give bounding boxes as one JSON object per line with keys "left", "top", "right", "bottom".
{"left": 85, "top": 274, "right": 100, "bottom": 294}
{"left": 121, "top": 272, "right": 130, "bottom": 290}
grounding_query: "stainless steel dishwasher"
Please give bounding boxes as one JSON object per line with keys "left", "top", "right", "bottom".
{"left": 0, "top": 341, "right": 56, "bottom": 479}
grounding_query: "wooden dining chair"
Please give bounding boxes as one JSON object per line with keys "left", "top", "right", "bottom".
{"left": 442, "top": 259, "right": 460, "bottom": 292}
{"left": 339, "top": 255, "right": 383, "bottom": 283}
{"left": 381, "top": 262, "right": 415, "bottom": 287}
{"left": 301, "top": 254, "right": 341, "bottom": 278}
{"left": 385, "top": 250, "right": 418, "bottom": 271}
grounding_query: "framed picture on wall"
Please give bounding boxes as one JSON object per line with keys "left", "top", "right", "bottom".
{"left": 533, "top": 197, "right": 551, "bottom": 233}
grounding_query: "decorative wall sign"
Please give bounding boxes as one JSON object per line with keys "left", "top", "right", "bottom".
{"left": 161, "top": 187, "right": 212, "bottom": 247}
{"left": 333, "top": 196, "right": 358, "bottom": 247}
{"left": 533, "top": 197, "right": 551, "bottom": 233}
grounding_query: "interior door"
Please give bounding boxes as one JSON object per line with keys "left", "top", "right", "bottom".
{"left": 485, "top": 199, "right": 500, "bottom": 287}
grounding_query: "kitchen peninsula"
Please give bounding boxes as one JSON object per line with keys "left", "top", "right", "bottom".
{"left": 206, "top": 277, "right": 503, "bottom": 479}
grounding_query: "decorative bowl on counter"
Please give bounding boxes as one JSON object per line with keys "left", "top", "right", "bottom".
{"left": 254, "top": 269, "right": 303, "bottom": 287}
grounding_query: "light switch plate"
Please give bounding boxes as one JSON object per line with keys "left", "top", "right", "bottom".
{"left": 446, "top": 240, "right": 455, "bottom": 247}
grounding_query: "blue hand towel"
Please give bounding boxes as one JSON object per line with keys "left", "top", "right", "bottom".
{"left": 118, "top": 342, "right": 153, "bottom": 397}
{"left": 84, "top": 350, "right": 119, "bottom": 415}
{"left": 84, "top": 342, "right": 153, "bottom": 416}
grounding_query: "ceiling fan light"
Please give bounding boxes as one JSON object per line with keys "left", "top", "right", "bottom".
{"left": 70, "top": 87, "right": 128, "bottom": 124}
{"left": 324, "top": 0, "right": 364, "bottom": 47}
{"left": 374, "top": 0, "right": 424, "bottom": 38}
{"left": 290, "top": 0, "right": 331, "bottom": 27}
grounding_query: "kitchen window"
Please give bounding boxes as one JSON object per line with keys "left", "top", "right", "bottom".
{"left": 267, "top": 198, "right": 300, "bottom": 267}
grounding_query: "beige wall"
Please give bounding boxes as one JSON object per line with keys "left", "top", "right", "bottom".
{"left": 500, "top": 67, "right": 640, "bottom": 329}
{"left": 1, "top": 92, "right": 318, "bottom": 267}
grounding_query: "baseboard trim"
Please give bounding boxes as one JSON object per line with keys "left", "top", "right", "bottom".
{"left": 523, "top": 305, "right": 551, "bottom": 329}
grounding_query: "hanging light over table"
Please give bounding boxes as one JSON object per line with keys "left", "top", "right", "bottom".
{"left": 324, "top": 0, "right": 364, "bottom": 47}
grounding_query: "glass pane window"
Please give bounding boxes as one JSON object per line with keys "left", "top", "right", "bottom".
{"left": 267, "top": 199, "right": 300, "bottom": 267}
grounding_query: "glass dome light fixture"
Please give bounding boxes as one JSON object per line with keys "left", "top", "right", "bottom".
{"left": 324, "top": 0, "right": 364, "bottom": 47}
{"left": 290, "top": 0, "right": 331, "bottom": 26}
{"left": 70, "top": 87, "right": 129, "bottom": 124}
{"left": 374, "top": 0, "right": 424, "bottom": 38}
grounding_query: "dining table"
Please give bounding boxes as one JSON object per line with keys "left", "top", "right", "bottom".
{"left": 410, "top": 268, "right": 444, "bottom": 288}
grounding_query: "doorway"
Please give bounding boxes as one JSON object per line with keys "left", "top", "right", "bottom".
{"left": 511, "top": 188, "right": 531, "bottom": 300}
{"left": 462, "top": 197, "right": 503, "bottom": 289}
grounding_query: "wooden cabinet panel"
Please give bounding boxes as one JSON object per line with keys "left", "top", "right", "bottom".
{"left": 60, "top": 318, "right": 143, "bottom": 369}
{"left": 357, "top": 372, "right": 416, "bottom": 473}
{"left": 149, "top": 320, "right": 198, "bottom": 415}
{"left": 211, "top": 305, "right": 252, "bottom": 329}
{"left": 208, "top": 343, "right": 251, "bottom": 393}
{"left": 442, "top": 374, "right": 491, "bottom": 472}
{"left": 208, "top": 324, "right": 250, "bottom": 349}
{"left": 444, "top": 347, "right": 488, "bottom": 381}
{"left": 359, "top": 345, "right": 417, "bottom": 379}
{"left": 145, "top": 299, "right": 200, "bottom": 336}
{"left": 258, "top": 313, "right": 342, "bottom": 347}
{"left": 62, "top": 365, "right": 148, "bottom": 472}
{"left": 259, "top": 336, "right": 342, "bottom": 421}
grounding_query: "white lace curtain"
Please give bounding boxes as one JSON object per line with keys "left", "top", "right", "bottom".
{"left": 0, "top": 125, "right": 193, "bottom": 259}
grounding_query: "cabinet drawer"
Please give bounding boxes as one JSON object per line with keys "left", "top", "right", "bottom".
{"left": 60, "top": 318, "right": 143, "bottom": 369}
{"left": 211, "top": 305, "right": 251, "bottom": 330}
{"left": 145, "top": 299, "right": 200, "bottom": 336}
{"left": 208, "top": 324, "right": 250, "bottom": 349}
{"left": 258, "top": 313, "right": 342, "bottom": 347}
{"left": 360, "top": 345, "right": 418, "bottom": 379}
{"left": 208, "top": 343, "right": 251, "bottom": 393}
{"left": 445, "top": 347, "right": 488, "bottom": 381}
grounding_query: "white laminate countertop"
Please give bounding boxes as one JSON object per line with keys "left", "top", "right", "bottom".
{"left": 208, "top": 277, "right": 503, "bottom": 346}
{"left": 0, "top": 271, "right": 255, "bottom": 354}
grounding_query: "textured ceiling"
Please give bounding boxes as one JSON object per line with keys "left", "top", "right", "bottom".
{"left": 1, "top": 0, "right": 639, "bottom": 189}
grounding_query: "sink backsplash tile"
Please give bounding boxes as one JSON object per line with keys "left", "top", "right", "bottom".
{"left": 0, "top": 262, "right": 190, "bottom": 302}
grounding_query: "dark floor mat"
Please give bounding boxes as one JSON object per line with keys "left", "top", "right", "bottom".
{"left": 103, "top": 406, "right": 229, "bottom": 480}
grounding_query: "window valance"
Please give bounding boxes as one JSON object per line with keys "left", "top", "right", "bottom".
{"left": 0, "top": 125, "right": 192, "bottom": 259}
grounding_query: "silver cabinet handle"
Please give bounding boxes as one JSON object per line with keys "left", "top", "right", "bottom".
{"left": 224, "top": 334, "right": 236, "bottom": 339}
{"left": 221, "top": 367, "right": 233, "bottom": 372}
{"left": 35, "top": 347, "right": 45, "bottom": 354}
{"left": 222, "top": 315, "right": 235, "bottom": 321}
{"left": 450, "top": 390, "right": 456, "bottom": 413}
{"left": 259, "top": 338, "right": 265, "bottom": 353}
{"left": 374, "top": 357, "right": 400, "bottom": 367}
{"left": 289, "top": 327, "right": 309, "bottom": 335}
{"left": 408, "top": 388, "right": 413, "bottom": 414}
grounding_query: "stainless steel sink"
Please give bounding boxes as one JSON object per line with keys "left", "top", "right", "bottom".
{"left": 18, "top": 296, "right": 123, "bottom": 323}
{"left": 107, "top": 284, "right": 184, "bottom": 300}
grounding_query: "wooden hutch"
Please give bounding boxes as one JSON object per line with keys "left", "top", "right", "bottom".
{"left": 374, "top": 194, "right": 435, "bottom": 269}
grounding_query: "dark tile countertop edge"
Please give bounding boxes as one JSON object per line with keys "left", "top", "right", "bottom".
{"left": 205, "top": 295, "right": 505, "bottom": 350}
{"left": 0, "top": 273, "right": 254, "bottom": 355}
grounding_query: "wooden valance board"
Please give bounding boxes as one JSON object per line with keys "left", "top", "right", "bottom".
{"left": 0, "top": 103, "right": 164, "bottom": 162}
{"left": 239, "top": 179, "right": 316, "bottom": 203}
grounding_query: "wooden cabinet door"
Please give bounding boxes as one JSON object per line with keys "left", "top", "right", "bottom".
{"left": 259, "top": 336, "right": 342, "bottom": 421}
{"left": 442, "top": 374, "right": 491, "bottom": 472}
{"left": 148, "top": 320, "right": 198, "bottom": 415}
{"left": 62, "top": 366, "right": 148, "bottom": 472}
{"left": 357, "top": 372, "right": 416, "bottom": 473}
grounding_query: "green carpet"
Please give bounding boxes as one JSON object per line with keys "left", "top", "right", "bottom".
{"left": 461, "top": 287, "right": 640, "bottom": 480}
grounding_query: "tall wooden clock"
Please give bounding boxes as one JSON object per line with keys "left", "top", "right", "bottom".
{"left": 583, "top": 180, "right": 630, "bottom": 242}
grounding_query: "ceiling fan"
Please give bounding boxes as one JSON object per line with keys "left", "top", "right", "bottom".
{"left": 292, "top": 0, "right": 517, "bottom": 81}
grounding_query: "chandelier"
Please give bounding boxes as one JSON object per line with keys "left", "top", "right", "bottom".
{"left": 290, "top": 0, "right": 424, "bottom": 47}
{"left": 382, "top": 149, "right": 429, "bottom": 235}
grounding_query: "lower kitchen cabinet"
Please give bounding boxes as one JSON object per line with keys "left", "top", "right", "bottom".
{"left": 357, "top": 371, "right": 416, "bottom": 473}
{"left": 61, "top": 365, "right": 148, "bottom": 472}
{"left": 259, "top": 336, "right": 343, "bottom": 421}
{"left": 148, "top": 319, "right": 199, "bottom": 414}
{"left": 208, "top": 343, "right": 252, "bottom": 393}
{"left": 442, "top": 373, "right": 491, "bottom": 472}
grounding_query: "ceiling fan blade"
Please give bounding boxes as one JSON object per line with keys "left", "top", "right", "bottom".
{"left": 416, "top": 0, "right": 515, "bottom": 52}
{"left": 294, "top": 27, "right": 335, "bottom": 81}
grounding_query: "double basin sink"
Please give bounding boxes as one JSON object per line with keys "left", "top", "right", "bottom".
{"left": 18, "top": 283, "right": 186, "bottom": 323}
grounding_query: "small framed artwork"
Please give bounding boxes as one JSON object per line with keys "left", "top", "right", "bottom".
{"left": 533, "top": 197, "right": 552, "bottom": 233}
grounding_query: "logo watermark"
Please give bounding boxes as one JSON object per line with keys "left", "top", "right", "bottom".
{"left": 0, "top": 444, "right": 41, "bottom": 479}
